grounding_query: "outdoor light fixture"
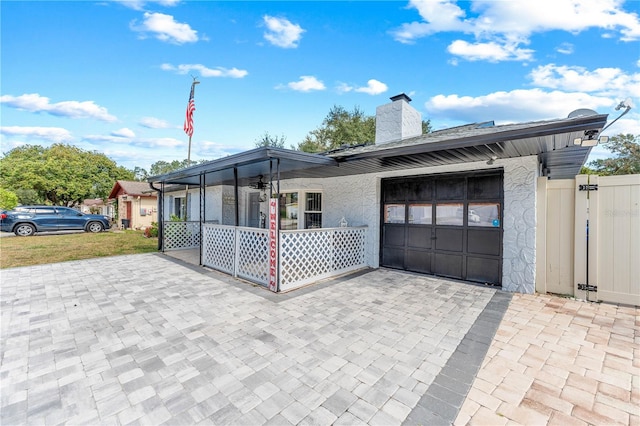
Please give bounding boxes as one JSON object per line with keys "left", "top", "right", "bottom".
{"left": 573, "top": 129, "right": 602, "bottom": 147}
{"left": 574, "top": 98, "right": 633, "bottom": 146}
{"left": 486, "top": 155, "right": 497, "bottom": 165}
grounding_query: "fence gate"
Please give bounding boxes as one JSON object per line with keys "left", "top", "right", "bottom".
{"left": 537, "top": 174, "right": 640, "bottom": 306}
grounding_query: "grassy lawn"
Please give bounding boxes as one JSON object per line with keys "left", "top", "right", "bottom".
{"left": 0, "top": 230, "right": 158, "bottom": 269}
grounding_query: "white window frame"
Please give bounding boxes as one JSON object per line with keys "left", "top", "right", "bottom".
{"left": 279, "top": 190, "right": 323, "bottom": 230}
{"left": 303, "top": 191, "right": 322, "bottom": 229}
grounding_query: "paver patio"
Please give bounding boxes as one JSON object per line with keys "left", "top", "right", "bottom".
{"left": 1, "top": 253, "right": 638, "bottom": 425}
{"left": 455, "top": 293, "right": 640, "bottom": 426}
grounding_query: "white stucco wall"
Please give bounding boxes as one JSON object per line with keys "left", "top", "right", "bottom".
{"left": 268, "top": 156, "right": 540, "bottom": 293}
{"left": 165, "top": 155, "right": 540, "bottom": 293}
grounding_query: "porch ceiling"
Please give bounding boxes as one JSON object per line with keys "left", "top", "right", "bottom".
{"left": 148, "top": 113, "right": 607, "bottom": 186}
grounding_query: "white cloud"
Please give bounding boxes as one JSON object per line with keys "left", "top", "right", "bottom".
{"left": 447, "top": 40, "right": 533, "bottom": 62}
{"left": 139, "top": 117, "right": 171, "bottom": 129}
{"left": 196, "top": 140, "right": 246, "bottom": 158}
{"left": 529, "top": 64, "right": 640, "bottom": 98}
{"left": 392, "top": 0, "right": 469, "bottom": 42}
{"left": 425, "top": 88, "right": 614, "bottom": 123}
{"left": 281, "top": 76, "right": 326, "bottom": 92}
{"left": 111, "top": 128, "right": 136, "bottom": 138}
{"left": 137, "top": 137, "right": 184, "bottom": 148}
{"left": 83, "top": 134, "right": 183, "bottom": 148}
{"left": 83, "top": 134, "right": 130, "bottom": 143}
{"left": 392, "top": 0, "right": 640, "bottom": 62}
{"left": 337, "top": 79, "right": 388, "bottom": 95}
{"left": 112, "top": 0, "right": 180, "bottom": 11}
{"left": 0, "top": 126, "right": 73, "bottom": 142}
{"left": 131, "top": 12, "right": 198, "bottom": 44}
{"left": 263, "top": 15, "right": 305, "bottom": 48}
{"left": 0, "top": 93, "right": 117, "bottom": 122}
{"left": 161, "top": 63, "right": 248, "bottom": 78}
{"left": 555, "top": 42, "right": 574, "bottom": 54}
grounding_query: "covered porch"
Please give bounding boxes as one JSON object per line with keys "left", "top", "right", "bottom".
{"left": 149, "top": 147, "right": 369, "bottom": 292}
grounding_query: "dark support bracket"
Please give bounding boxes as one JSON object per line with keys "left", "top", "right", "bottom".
{"left": 578, "top": 184, "right": 598, "bottom": 191}
{"left": 578, "top": 283, "right": 598, "bottom": 292}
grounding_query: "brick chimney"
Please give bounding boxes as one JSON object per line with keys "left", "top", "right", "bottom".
{"left": 375, "top": 93, "right": 422, "bottom": 144}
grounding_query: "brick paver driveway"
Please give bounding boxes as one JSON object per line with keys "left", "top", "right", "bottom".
{"left": 1, "top": 253, "right": 506, "bottom": 425}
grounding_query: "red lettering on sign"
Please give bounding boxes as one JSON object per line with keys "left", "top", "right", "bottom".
{"left": 268, "top": 198, "right": 278, "bottom": 292}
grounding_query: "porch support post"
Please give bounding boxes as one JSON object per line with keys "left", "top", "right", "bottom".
{"left": 234, "top": 167, "right": 239, "bottom": 226}
{"left": 199, "top": 172, "right": 205, "bottom": 266}
{"left": 159, "top": 182, "right": 164, "bottom": 252}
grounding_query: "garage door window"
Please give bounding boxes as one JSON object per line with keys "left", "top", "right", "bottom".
{"left": 468, "top": 202, "right": 501, "bottom": 227}
{"left": 436, "top": 203, "right": 464, "bottom": 226}
{"left": 384, "top": 204, "right": 405, "bottom": 223}
{"left": 409, "top": 204, "right": 432, "bottom": 224}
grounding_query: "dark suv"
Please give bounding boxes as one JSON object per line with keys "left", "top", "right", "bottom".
{"left": 0, "top": 206, "right": 111, "bottom": 236}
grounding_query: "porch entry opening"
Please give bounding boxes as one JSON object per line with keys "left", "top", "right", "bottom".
{"left": 381, "top": 170, "right": 504, "bottom": 285}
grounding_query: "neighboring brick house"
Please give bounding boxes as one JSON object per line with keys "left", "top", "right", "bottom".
{"left": 108, "top": 181, "right": 157, "bottom": 230}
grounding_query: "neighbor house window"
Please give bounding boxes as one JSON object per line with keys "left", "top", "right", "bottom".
{"left": 304, "top": 192, "right": 322, "bottom": 229}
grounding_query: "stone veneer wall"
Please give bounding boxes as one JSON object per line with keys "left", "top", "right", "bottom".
{"left": 501, "top": 157, "right": 539, "bottom": 293}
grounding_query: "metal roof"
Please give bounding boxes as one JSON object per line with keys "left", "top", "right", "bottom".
{"left": 148, "top": 113, "right": 608, "bottom": 186}
{"left": 147, "top": 146, "right": 338, "bottom": 187}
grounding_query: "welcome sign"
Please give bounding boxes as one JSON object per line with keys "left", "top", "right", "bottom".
{"left": 268, "top": 198, "right": 278, "bottom": 292}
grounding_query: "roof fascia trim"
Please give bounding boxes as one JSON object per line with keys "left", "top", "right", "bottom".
{"left": 336, "top": 114, "right": 608, "bottom": 162}
{"left": 148, "top": 146, "right": 337, "bottom": 183}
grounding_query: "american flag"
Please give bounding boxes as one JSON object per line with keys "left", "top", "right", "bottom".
{"left": 183, "top": 83, "right": 196, "bottom": 137}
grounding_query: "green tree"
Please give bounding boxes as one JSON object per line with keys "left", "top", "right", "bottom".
{"left": 255, "top": 131, "right": 287, "bottom": 148}
{"left": 0, "top": 188, "right": 19, "bottom": 210}
{"left": 132, "top": 166, "right": 149, "bottom": 181}
{"left": 148, "top": 159, "right": 203, "bottom": 176}
{"left": 587, "top": 134, "right": 640, "bottom": 175}
{"left": 297, "top": 105, "right": 432, "bottom": 153}
{"left": 422, "top": 119, "right": 433, "bottom": 134}
{"left": 297, "top": 105, "right": 376, "bottom": 153}
{"left": 15, "top": 188, "right": 42, "bottom": 205}
{"left": 0, "top": 143, "right": 133, "bottom": 206}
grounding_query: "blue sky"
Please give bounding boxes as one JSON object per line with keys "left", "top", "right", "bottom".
{"left": 2, "top": 0, "right": 639, "bottom": 172}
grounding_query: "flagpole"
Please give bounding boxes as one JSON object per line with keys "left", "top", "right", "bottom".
{"left": 184, "top": 77, "right": 199, "bottom": 220}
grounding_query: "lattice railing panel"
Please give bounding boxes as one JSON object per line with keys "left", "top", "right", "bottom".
{"left": 163, "top": 221, "right": 200, "bottom": 250}
{"left": 202, "top": 224, "right": 235, "bottom": 274}
{"left": 332, "top": 227, "right": 367, "bottom": 268}
{"left": 236, "top": 228, "right": 269, "bottom": 286}
{"left": 280, "top": 227, "right": 367, "bottom": 291}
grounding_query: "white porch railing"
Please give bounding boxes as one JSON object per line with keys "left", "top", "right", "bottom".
{"left": 178, "top": 223, "right": 367, "bottom": 291}
{"left": 279, "top": 226, "right": 367, "bottom": 292}
{"left": 201, "top": 224, "right": 270, "bottom": 286}
{"left": 163, "top": 221, "right": 200, "bottom": 250}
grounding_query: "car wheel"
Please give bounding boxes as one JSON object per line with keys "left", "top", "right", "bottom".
{"left": 87, "top": 222, "right": 104, "bottom": 233}
{"left": 14, "top": 223, "right": 35, "bottom": 237}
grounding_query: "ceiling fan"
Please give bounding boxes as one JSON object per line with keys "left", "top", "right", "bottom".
{"left": 249, "top": 175, "right": 268, "bottom": 190}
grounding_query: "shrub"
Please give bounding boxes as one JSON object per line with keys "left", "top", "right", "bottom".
{"left": 144, "top": 222, "right": 159, "bottom": 238}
